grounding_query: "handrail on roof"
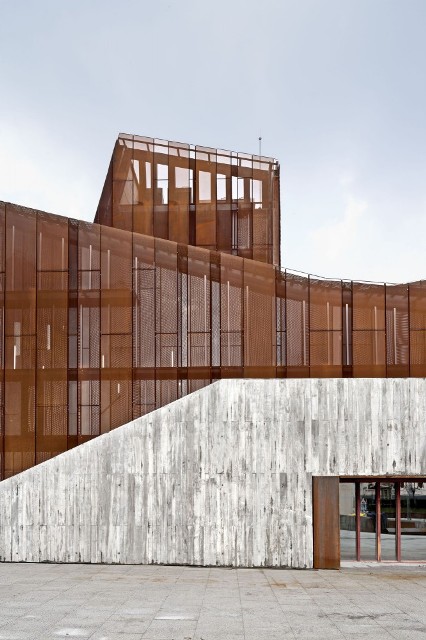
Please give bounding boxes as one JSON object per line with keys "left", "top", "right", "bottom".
{"left": 117, "top": 132, "right": 278, "bottom": 165}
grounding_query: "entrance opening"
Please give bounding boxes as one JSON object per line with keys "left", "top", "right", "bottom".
{"left": 339, "top": 478, "right": 426, "bottom": 562}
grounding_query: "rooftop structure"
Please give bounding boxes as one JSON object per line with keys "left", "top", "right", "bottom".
{"left": 95, "top": 134, "right": 281, "bottom": 266}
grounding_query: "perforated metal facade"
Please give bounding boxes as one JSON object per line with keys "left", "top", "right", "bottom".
{"left": 1, "top": 134, "right": 426, "bottom": 480}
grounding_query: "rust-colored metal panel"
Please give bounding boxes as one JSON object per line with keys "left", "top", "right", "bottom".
{"left": 409, "top": 281, "right": 426, "bottom": 376}
{"left": 153, "top": 139, "right": 169, "bottom": 240}
{"left": 133, "top": 136, "right": 154, "bottom": 237}
{"left": 36, "top": 212, "right": 68, "bottom": 465}
{"left": 352, "top": 282, "right": 386, "bottom": 377}
{"left": 243, "top": 259, "right": 275, "bottom": 368}
{"left": 96, "top": 134, "right": 281, "bottom": 267}
{"left": 169, "top": 141, "right": 190, "bottom": 245}
{"left": 100, "top": 225, "right": 132, "bottom": 431}
{"left": 187, "top": 246, "right": 211, "bottom": 368}
{"left": 386, "top": 284, "right": 409, "bottom": 377}
{"left": 286, "top": 272, "right": 309, "bottom": 375}
{"left": 195, "top": 146, "right": 216, "bottom": 250}
{"left": 77, "top": 222, "right": 101, "bottom": 442}
{"left": 220, "top": 253, "right": 243, "bottom": 369}
{"left": 309, "top": 277, "right": 342, "bottom": 378}
{"left": 112, "top": 135, "right": 133, "bottom": 233}
{"left": 216, "top": 148, "right": 233, "bottom": 255}
{"left": 275, "top": 270, "right": 286, "bottom": 368}
{"left": 313, "top": 476, "right": 340, "bottom": 570}
{"left": 4, "top": 204, "right": 37, "bottom": 477}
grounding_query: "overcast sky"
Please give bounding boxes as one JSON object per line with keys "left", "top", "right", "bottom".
{"left": 0, "top": 0, "right": 425, "bottom": 283}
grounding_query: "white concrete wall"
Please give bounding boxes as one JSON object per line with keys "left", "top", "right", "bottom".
{"left": 0, "top": 378, "right": 425, "bottom": 568}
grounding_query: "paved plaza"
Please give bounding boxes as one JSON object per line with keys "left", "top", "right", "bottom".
{"left": 0, "top": 563, "right": 425, "bottom": 640}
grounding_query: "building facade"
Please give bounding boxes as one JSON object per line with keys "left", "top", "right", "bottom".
{"left": 0, "top": 134, "right": 425, "bottom": 567}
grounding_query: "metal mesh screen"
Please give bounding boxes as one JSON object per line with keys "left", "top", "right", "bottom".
{"left": 95, "top": 134, "right": 281, "bottom": 268}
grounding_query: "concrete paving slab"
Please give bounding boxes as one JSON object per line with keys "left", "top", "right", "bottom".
{"left": 0, "top": 564, "right": 425, "bottom": 639}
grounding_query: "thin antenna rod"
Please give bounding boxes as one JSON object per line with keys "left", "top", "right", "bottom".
{"left": 258, "top": 136, "right": 262, "bottom": 156}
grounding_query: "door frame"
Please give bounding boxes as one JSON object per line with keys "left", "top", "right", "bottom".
{"left": 313, "top": 475, "right": 426, "bottom": 568}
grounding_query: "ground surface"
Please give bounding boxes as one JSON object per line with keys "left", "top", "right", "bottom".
{"left": 0, "top": 563, "right": 425, "bottom": 640}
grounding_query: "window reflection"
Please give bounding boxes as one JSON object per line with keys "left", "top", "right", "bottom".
{"left": 401, "top": 482, "right": 426, "bottom": 561}
{"left": 340, "top": 479, "right": 426, "bottom": 563}
{"left": 340, "top": 482, "right": 356, "bottom": 560}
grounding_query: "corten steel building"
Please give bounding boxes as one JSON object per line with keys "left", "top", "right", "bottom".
{"left": 0, "top": 133, "right": 425, "bottom": 569}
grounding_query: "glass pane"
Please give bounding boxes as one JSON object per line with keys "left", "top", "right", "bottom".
{"left": 360, "top": 482, "right": 377, "bottom": 560}
{"left": 340, "top": 482, "right": 356, "bottom": 560}
{"left": 401, "top": 482, "right": 426, "bottom": 561}
{"left": 381, "top": 483, "right": 396, "bottom": 561}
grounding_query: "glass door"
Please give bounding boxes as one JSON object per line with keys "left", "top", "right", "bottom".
{"left": 359, "top": 482, "right": 377, "bottom": 561}
{"left": 339, "top": 478, "right": 426, "bottom": 563}
{"left": 401, "top": 482, "right": 426, "bottom": 561}
{"left": 339, "top": 482, "right": 356, "bottom": 560}
{"left": 380, "top": 482, "right": 398, "bottom": 561}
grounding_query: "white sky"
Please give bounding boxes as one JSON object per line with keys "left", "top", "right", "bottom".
{"left": 0, "top": 0, "right": 425, "bottom": 283}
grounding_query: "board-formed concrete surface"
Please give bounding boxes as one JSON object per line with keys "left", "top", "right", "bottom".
{"left": 1, "top": 378, "right": 426, "bottom": 568}
{"left": 0, "top": 564, "right": 425, "bottom": 640}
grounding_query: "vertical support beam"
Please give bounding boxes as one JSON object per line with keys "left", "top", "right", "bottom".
{"left": 375, "top": 482, "right": 381, "bottom": 562}
{"left": 342, "top": 281, "right": 353, "bottom": 377}
{"left": 313, "top": 476, "right": 340, "bottom": 569}
{"left": 395, "top": 482, "right": 401, "bottom": 562}
{"left": 355, "top": 482, "right": 361, "bottom": 561}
